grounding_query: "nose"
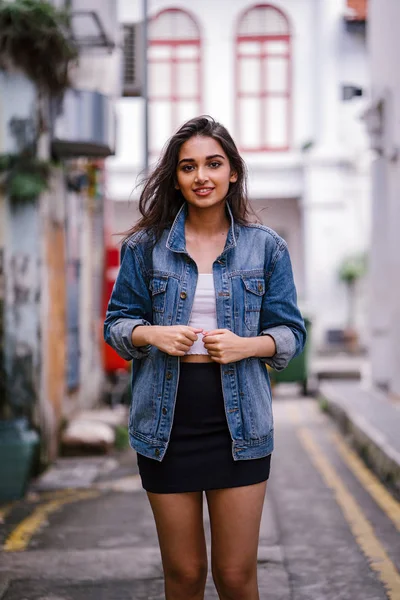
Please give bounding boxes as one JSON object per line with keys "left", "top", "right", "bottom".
{"left": 195, "top": 168, "right": 208, "bottom": 183}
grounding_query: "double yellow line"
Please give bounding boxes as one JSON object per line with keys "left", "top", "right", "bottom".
{"left": 3, "top": 489, "right": 100, "bottom": 552}
{"left": 288, "top": 402, "right": 400, "bottom": 599}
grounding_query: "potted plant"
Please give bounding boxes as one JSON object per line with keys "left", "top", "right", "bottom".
{"left": 0, "top": 354, "right": 41, "bottom": 501}
{"left": 338, "top": 253, "right": 367, "bottom": 353}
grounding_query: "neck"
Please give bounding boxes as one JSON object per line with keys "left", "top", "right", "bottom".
{"left": 185, "top": 203, "right": 230, "bottom": 237}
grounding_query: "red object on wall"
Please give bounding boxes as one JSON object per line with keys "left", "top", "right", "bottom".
{"left": 346, "top": 0, "right": 367, "bottom": 21}
{"left": 103, "top": 244, "right": 129, "bottom": 374}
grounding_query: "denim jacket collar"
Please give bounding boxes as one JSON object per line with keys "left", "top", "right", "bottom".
{"left": 166, "top": 202, "right": 239, "bottom": 255}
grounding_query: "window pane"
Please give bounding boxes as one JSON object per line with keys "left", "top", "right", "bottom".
{"left": 265, "top": 40, "right": 288, "bottom": 55}
{"left": 148, "top": 45, "right": 172, "bottom": 60}
{"left": 265, "top": 57, "right": 288, "bottom": 94}
{"left": 240, "top": 98, "right": 261, "bottom": 148}
{"left": 265, "top": 98, "right": 288, "bottom": 147}
{"left": 238, "top": 7, "right": 289, "bottom": 36}
{"left": 150, "top": 101, "right": 172, "bottom": 152}
{"left": 176, "top": 61, "right": 199, "bottom": 98}
{"left": 239, "top": 57, "right": 260, "bottom": 94}
{"left": 150, "top": 10, "right": 199, "bottom": 41}
{"left": 176, "top": 101, "right": 200, "bottom": 128}
{"left": 149, "top": 61, "right": 172, "bottom": 97}
{"left": 238, "top": 41, "right": 260, "bottom": 56}
{"left": 176, "top": 44, "right": 199, "bottom": 59}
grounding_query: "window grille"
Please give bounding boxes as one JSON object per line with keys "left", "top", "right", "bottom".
{"left": 236, "top": 4, "right": 292, "bottom": 152}
{"left": 149, "top": 9, "right": 202, "bottom": 154}
{"left": 123, "top": 23, "right": 143, "bottom": 97}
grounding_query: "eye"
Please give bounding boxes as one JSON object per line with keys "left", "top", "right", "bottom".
{"left": 209, "top": 161, "right": 222, "bottom": 169}
{"left": 181, "top": 165, "right": 194, "bottom": 172}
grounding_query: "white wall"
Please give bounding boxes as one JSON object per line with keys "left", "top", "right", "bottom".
{"left": 368, "top": 0, "right": 400, "bottom": 394}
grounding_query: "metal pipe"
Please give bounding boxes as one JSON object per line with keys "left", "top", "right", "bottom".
{"left": 142, "top": 0, "right": 149, "bottom": 172}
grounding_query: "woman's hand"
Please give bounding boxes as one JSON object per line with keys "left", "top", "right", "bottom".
{"left": 136, "top": 325, "right": 203, "bottom": 356}
{"left": 202, "top": 329, "right": 249, "bottom": 364}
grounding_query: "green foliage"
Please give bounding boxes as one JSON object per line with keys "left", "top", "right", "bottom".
{"left": 338, "top": 253, "right": 368, "bottom": 285}
{"left": 0, "top": 153, "right": 51, "bottom": 201}
{"left": 114, "top": 425, "right": 130, "bottom": 451}
{"left": 0, "top": 0, "right": 77, "bottom": 95}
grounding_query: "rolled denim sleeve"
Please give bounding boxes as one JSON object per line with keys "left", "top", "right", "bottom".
{"left": 259, "top": 243, "right": 306, "bottom": 371}
{"left": 104, "top": 241, "right": 152, "bottom": 361}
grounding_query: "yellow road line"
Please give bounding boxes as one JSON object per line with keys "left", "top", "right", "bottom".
{"left": 331, "top": 431, "right": 400, "bottom": 533}
{"left": 298, "top": 427, "right": 400, "bottom": 600}
{"left": 3, "top": 489, "right": 100, "bottom": 552}
{"left": 0, "top": 503, "right": 14, "bottom": 523}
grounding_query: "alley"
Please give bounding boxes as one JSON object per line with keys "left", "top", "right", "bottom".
{"left": 1, "top": 390, "right": 399, "bottom": 600}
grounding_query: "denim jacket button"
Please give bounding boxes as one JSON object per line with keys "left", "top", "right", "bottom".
{"left": 155, "top": 448, "right": 160, "bottom": 457}
{"left": 166, "top": 371, "right": 172, "bottom": 380}
{"left": 162, "top": 407, "right": 167, "bottom": 415}
{"left": 180, "top": 291, "right": 187, "bottom": 300}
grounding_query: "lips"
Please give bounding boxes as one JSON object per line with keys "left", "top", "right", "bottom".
{"left": 193, "top": 187, "right": 215, "bottom": 196}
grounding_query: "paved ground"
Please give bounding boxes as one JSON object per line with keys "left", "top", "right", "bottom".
{"left": 1, "top": 387, "right": 400, "bottom": 599}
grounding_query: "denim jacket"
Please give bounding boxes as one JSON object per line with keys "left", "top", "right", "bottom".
{"left": 104, "top": 203, "right": 306, "bottom": 461}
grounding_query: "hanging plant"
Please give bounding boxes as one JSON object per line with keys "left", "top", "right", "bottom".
{"left": 0, "top": 153, "right": 52, "bottom": 202}
{"left": 0, "top": 0, "right": 77, "bottom": 96}
{"left": 338, "top": 252, "right": 368, "bottom": 331}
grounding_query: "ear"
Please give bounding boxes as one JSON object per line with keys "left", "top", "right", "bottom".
{"left": 229, "top": 171, "right": 238, "bottom": 183}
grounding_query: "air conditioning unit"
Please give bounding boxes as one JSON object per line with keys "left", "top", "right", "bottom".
{"left": 122, "top": 23, "right": 144, "bottom": 97}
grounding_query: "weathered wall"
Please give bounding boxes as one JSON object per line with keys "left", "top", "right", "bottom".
{"left": 3, "top": 198, "right": 41, "bottom": 422}
{"left": 39, "top": 170, "right": 67, "bottom": 460}
{"left": 0, "top": 193, "right": 5, "bottom": 406}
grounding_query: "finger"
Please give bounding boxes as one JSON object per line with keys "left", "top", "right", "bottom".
{"left": 178, "top": 338, "right": 193, "bottom": 349}
{"left": 202, "top": 329, "right": 226, "bottom": 337}
{"left": 175, "top": 342, "right": 190, "bottom": 353}
{"left": 187, "top": 327, "right": 203, "bottom": 334}
{"left": 209, "top": 354, "right": 222, "bottom": 363}
{"left": 203, "top": 336, "right": 220, "bottom": 345}
{"left": 207, "top": 347, "right": 221, "bottom": 357}
{"left": 182, "top": 331, "right": 200, "bottom": 342}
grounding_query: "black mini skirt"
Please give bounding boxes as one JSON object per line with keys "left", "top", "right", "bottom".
{"left": 137, "top": 362, "right": 271, "bottom": 494}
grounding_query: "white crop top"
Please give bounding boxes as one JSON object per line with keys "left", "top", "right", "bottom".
{"left": 185, "top": 274, "right": 218, "bottom": 355}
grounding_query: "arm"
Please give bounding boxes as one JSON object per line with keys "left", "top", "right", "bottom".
{"left": 258, "top": 242, "right": 306, "bottom": 370}
{"left": 104, "top": 241, "right": 152, "bottom": 361}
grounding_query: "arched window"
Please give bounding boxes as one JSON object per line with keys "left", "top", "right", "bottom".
{"left": 149, "top": 8, "right": 202, "bottom": 154}
{"left": 236, "top": 4, "right": 292, "bottom": 151}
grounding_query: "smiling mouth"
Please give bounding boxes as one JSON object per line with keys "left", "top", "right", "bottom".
{"left": 193, "top": 187, "right": 215, "bottom": 196}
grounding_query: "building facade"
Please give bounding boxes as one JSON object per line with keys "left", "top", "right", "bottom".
{"left": 0, "top": 0, "right": 121, "bottom": 461}
{"left": 107, "top": 0, "right": 371, "bottom": 350}
{"left": 364, "top": 0, "right": 400, "bottom": 396}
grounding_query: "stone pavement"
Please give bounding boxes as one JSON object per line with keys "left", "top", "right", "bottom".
{"left": 0, "top": 447, "right": 291, "bottom": 600}
{"left": 319, "top": 379, "right": 400, "bottom": 499}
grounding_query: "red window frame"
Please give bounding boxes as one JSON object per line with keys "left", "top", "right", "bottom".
{"left": 149, "top": 8, "right": 202, "bottom": 153}
{"left": 235, "top": 4, "right": 292, "bottom": 152}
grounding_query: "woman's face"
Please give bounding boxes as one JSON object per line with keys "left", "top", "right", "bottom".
{"left": 175, "top": 135, "right": 237, "bottom": 210}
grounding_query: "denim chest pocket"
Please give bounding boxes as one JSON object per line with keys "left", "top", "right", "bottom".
{"left": 241, "top": 276, "right": 265, "bottom": 331}
{"left": 149, "top": 276, "right": 168, "bottom": 324}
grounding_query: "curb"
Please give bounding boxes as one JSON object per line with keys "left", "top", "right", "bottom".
{"left": 0, "top": 578, "right": 9, "bottom": 600}
{"left": 320, "top": 390, "right": 400, "bottom": 500}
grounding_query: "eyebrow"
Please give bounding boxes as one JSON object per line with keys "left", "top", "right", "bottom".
{"left": 178, "top": 154, "right": 226, "bottom": 165}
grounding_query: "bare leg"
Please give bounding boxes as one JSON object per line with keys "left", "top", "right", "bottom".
{"left": 206, "top": 481, "right": 267, "bottom": 600}
{"left": 147, "top": 491, "right": 208, "bottom": 600}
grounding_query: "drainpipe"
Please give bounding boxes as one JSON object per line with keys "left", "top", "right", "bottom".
{"left": 143, "top": 0, "right": 149, "bottom": 172}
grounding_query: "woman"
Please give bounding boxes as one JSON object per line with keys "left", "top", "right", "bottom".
{"left": 104, "top": 115, "right": 306, "bottom": 600}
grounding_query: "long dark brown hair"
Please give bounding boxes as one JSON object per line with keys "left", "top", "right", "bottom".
{"left": 124, "top": 115, "right": 254, "bottom": 241}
